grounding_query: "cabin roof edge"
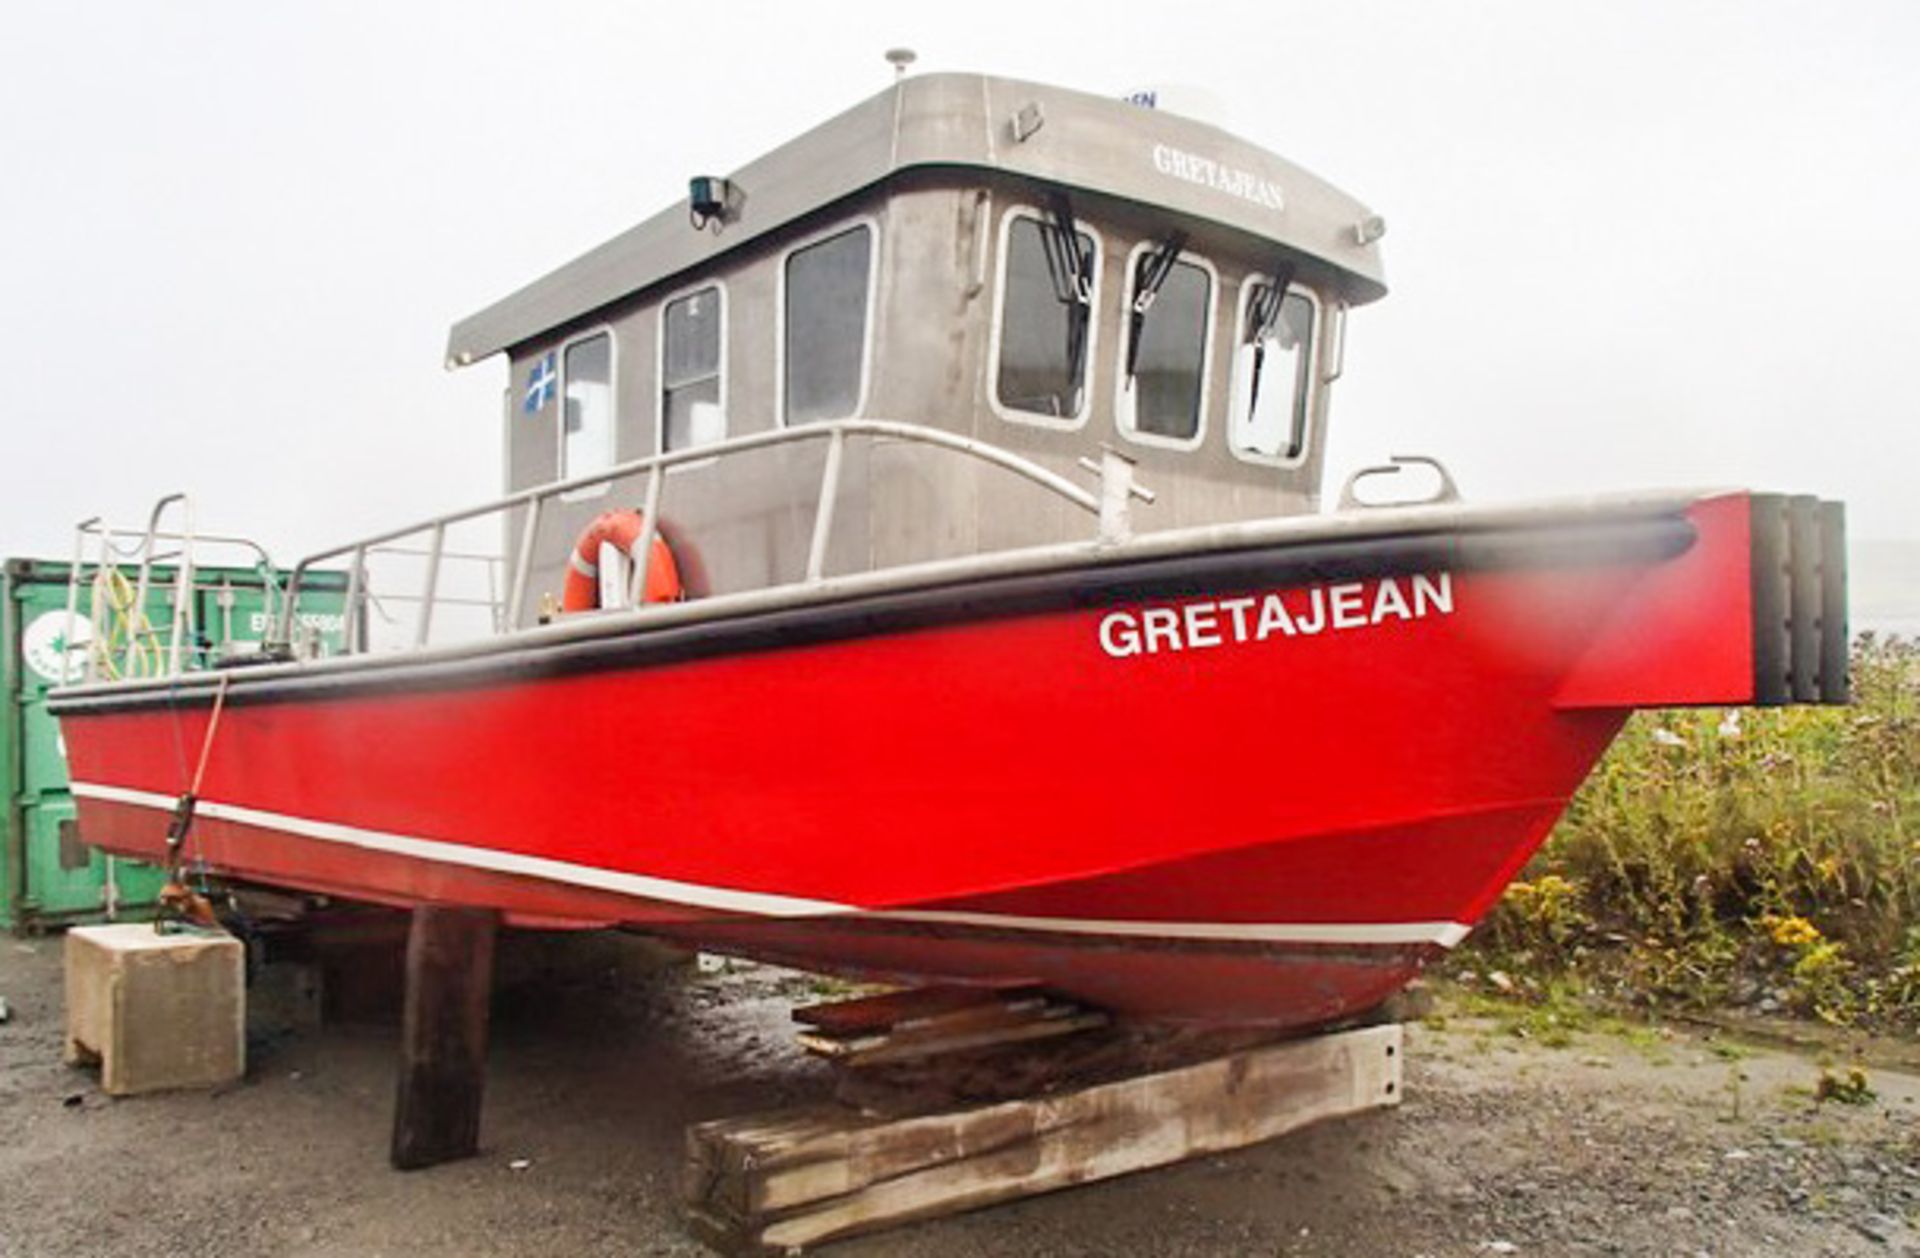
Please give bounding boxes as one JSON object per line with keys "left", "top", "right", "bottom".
{"left": 445, "top": 72, "right": 1387, "bottom": 369}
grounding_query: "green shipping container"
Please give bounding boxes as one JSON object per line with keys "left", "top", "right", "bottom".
{"left": 2, "top": 557, "right": 347, "bottom": 932}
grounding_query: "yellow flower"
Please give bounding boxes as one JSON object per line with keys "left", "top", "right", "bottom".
{"left": 1765, "top": 914, "right": 1822, "bottom": 947}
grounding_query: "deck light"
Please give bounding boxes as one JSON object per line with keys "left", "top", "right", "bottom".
{"left": 1354, "top": 214, "right": 1387, "bottom": 246}
{"left": 689, "top": 177, "right": 739, "bottom": 233}
{"left": 1012, "top": 101, "right": 1045, "bottom": 143}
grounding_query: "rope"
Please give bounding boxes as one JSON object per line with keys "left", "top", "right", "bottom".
{"left": 87, "top": 567, "right": 164, "bottom": 681}
{"left": 155, "top": 674, "right": 231, "bottom": 933}
{"left": 189, "top": 674, "right": 230, "bottom": 796}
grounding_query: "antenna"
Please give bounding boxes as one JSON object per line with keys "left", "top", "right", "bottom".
{"left": 885, "top": 48, "right": 917, "bottom": 81}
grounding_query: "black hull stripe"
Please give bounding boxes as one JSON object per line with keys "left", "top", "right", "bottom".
{"left": 49, "top": 514, "right": 1693, "bottom": 715}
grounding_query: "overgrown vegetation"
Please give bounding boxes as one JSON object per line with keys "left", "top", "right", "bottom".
{"left": 1463, "top": 635, "right": 1920, "bottom": 1033}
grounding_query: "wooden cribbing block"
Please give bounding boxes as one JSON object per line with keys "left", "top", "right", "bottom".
{"left": 792, "top": 984, "right": 1035, "bottom": 1036}
{"left": 685, "top": 1022, "right": 1403, "bottom": 1254}
{"left": 794, "top": 984, "right": 1107, "bottom": 1067}
{"left": 64, "top": 924, "right": 245, "bottom": 1096}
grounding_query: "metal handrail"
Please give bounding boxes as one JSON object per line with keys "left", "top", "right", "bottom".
{"left": 275, "top": 419, "right": 1120, "bottom": 649}
{"left": 63, "top": 509, "right": 288, "bottom": 683}
{"left": 62, "top": 517, "right": 101, "bottom": 685}
{"left": 126, "top": 493, "right": 193, "bottom": 676}
{"left": 73, "top": 523, "right": 277, "bottom": 571}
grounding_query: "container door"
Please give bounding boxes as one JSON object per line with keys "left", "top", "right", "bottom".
{"left": 8, "top": 567, "right": 167, "bottom": 927}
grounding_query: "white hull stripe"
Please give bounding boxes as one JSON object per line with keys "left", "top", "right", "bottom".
{"left": 884, "top": 909, "right": 1471, "bottom": 948}
{"left": 69, "top": 781, "right": 1469, "bottom": 949}
{"left": 71, "top": 781, "right": 849, "bottom": 919}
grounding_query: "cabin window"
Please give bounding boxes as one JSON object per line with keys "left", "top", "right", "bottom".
{"left": 1116, "top": 245, "right": 1211, "bottom": 445}
{"left": 662, "top": 285, "right": 725, "bottom": 451}
{"left": 783, "top": 224, "right": 872, "bottom": 424}
{"left": 994, "top": 212, "right": 1096, "bottom": 423}
{"left": 1229, "top": 276, "right": 1317, "bottom": 463}
{"left": 561, "top": 331, "right": 614, "bottom": 478}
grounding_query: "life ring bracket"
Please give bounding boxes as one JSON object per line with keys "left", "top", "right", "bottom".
{"left": 558, "top": 510, "right": 683, "bottom": 613}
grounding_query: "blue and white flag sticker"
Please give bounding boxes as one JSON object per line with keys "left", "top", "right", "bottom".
{"left": 523, "top": 351, "right": 557, "bottom": 415}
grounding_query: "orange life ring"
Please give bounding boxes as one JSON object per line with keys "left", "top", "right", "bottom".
{"left": 560, "top": 510, "right": 683, "bottom": 612}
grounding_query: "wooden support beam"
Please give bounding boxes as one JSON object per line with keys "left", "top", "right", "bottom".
{"left": 390, "top": 905, "right": 498, "bottom": 1171}
{"left": 686, "top": 1022, "right": 1404, "bottom": 1254}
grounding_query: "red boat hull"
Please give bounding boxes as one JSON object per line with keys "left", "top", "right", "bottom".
{"left": 51, "top": 491, "right": 1844, "bottom": 1025}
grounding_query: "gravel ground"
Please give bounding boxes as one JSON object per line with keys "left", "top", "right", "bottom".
{"left": 1, "top": 931, "right": 1916, "bottom": 1257}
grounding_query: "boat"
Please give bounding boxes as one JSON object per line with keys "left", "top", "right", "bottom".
{"left": 47, "top": 72, "right": 1848, "bottom": 1028}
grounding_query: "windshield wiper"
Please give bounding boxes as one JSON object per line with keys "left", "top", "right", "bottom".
{"left": 1040, "top": 194, "right": 1095, "bottom": 406}
{"left": 1244, "top": 259, "right": 1297, "bottom": 425}
{"left": 1124, "top": 232, "right": 1188, "bottom": 383}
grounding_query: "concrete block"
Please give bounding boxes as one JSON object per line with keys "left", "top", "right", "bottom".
{"left": 65, "top": 923, "right": 244, "bottom": 1096}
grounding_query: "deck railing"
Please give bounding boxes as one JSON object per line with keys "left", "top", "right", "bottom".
{"left": 274, "top": 419, "right": 1150, "bottom": 658}
{"left": 61, "top": 507, "right": 290, "bottom": 684}
{"left": 61, "top": 421, "right": 1151, "bottom": 680}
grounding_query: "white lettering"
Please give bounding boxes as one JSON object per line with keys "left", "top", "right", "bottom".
{"left": 1141, "top": 607, "right": 1182, "bottom": 653}
{"left": 1371, "top": 577, "right": 1412, "bottom": 623}
{"left": 1146, "top": 143, "right": 1286, "bottom": 213}
{"left": 1098, "top": 571, "right": 1455, "bottom": 659}
{"left": 1219, "top": 596, "right": 1257, "bottom": 643}
{"left": 1413, "top": 572, "right": 1454, "bottom": 616}
{"left": 1255, "top": 593, "right": 1295, "bottom": 640}
{"left": 1183, "top": 602, "right": 1222, "bottom": 649}
{"left": 1329, "top": 582, "right": 1367, "bottom": 629}
{"left": 1099, "top": 612, "right": 1141, "bottom": 658}
{"left": 247, "top": 610, "right": 345, "bottom": 635}
{"left": 1295, "top": 588, "right": 1326, "bottom": 635}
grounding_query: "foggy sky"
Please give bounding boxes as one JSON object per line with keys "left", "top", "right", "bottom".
{"left": 3, "top": 1, "right": 1916, "bottom": 563}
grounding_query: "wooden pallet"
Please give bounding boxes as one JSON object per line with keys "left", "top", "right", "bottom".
{"left": 685, "top": 1022, "right": 1403, "bottom": 1254}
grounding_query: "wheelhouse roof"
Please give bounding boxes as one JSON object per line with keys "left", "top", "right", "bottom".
{"left": 446, "top": 72, "right": 1388, "bottom": 367}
